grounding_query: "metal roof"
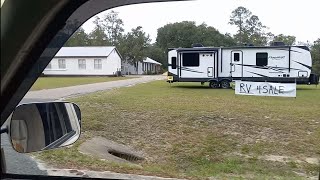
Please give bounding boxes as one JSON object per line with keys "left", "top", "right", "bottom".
{"left": 143, "top": 57, "right": 162, "bottom": 65}
{"left": 55, "top": 46, "right": 117, "bottom": 57}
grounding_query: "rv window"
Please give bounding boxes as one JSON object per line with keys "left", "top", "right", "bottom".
{"left": 256, "top": 53, "right": 268, "bottom": 66}
{"left": 234, "top": 53, "right": 240, "bottom": 62}
{"left": 172, "top": 57, "right": 177, "bottom": 69}
{"left": 182, "top": 53, "right": 199, "bottom": 67}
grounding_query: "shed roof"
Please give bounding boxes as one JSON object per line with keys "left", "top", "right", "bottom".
{"left": 143, "top": 57, "right": 162, "bottom": 65}
{"left": 55, "top": 46, "right": 118, "bottom": 57}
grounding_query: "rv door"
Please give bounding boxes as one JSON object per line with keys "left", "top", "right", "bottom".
{"left": 231, "top": 51, "right": 243, "bottom": 78}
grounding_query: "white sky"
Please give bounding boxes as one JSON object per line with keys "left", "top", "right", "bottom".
{"left": 82, "top": 0, "right": 320, "bottom": 44}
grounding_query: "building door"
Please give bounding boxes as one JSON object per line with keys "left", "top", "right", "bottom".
{"left": 231, "top": 51, "right": 243, "bottom": 78}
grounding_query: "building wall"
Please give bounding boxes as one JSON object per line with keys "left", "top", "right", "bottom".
{"left": 122, "top": 61, "right": 161, "bottom": 75}
{"left": 43, "top": 50, "right": 121, "bottom": 76}
{"left": 121, "top": 61, "right": 143, "bottom": 75}
{"left": 142, "top": 62, "right": 161, "bottom": 74}
{"left": 108, "top": 49, "right": 122, "bottom": 74}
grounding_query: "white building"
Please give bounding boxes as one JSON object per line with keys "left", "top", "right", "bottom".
{"left": 43, "top": 46, "right": 122, "bottom": 76}
{"left": 122, "top": 57, "right": 162, "bottom": 75}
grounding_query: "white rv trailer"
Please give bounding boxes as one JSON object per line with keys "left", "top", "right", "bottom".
{"left": 167, "top": 45, "right": 319, "bottom": 88}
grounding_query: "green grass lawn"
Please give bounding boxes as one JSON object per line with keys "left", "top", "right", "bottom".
{"left": 30, "top": 76, "right": 134, "bottom": 91}
{"left": 37, "top": 81, "right": 320, "bottom": 179}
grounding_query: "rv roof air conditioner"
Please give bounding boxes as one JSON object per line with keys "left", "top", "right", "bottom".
{"left": 192, "top": 43, "right": 204, "bottom": 48}
{"left": 243, "top": 43, "right": 254, "bottom": 46}
{"left": 270, "top": 41, "right": 286, "bottom": 46}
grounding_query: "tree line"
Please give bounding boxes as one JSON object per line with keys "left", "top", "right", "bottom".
{"left": 65, "top": 7, "right": 320, "bottom": 75}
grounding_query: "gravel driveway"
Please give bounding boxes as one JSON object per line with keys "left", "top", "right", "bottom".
{"left": 26, "top": 75, "right": 165, "bottom": 100}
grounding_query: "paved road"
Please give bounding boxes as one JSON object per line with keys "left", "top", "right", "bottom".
{"left": 1, "top": 135, "right": 47, "bottom": 175}
{"left": 1, "top": 75, "right": 165, "bottom": 175}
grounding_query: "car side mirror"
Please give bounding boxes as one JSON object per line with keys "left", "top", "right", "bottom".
{"left": 9, "top": 102, "right": 81, "bottom": 153}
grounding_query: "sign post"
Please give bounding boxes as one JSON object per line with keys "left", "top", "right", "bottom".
{"left": 235, "top": 81, "right": 296, "bottom": 98}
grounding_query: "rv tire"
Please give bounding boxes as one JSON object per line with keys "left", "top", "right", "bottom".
{"left": 209, "top": 81, "right": 219, "bottom": 89}
{"left": 220, "top": 80, "right": 230, "bottom": 89}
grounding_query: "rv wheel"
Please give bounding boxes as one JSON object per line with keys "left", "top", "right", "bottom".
{"left": 220, "top": 80, "right": 230, "bottom": 89}
{"left": 209, "top": 81, "right": 219, "bottom": 88}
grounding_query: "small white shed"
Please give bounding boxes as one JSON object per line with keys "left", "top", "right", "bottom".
{"left": 43, "top": 46, "right": 122, "bottom": 76}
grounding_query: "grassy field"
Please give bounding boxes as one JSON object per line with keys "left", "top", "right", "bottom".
{"left": 37, "top": 81, "right": 320, "bottom": 179}
{"left": 30, "top": 76, "right": 133, "bottom": 91}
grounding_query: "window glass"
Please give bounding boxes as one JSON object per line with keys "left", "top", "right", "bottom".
{"left": 46, "top": 62, "right": 52, "bottom": 69}
{"left": 172, "top": 57, "right": 177, "bottom": 69}
{"left": 94, "top": 59, "right": 102, "bottom": 69}
{"left": 256, "top": 53, "right": 268, "bottom": 66}
{"left": 182, "top": 53, "right": 199, "bottom": 67}
{"left": 78, "top": 59, "right": 86, "bottom": 69}
{"left": 36, "top": 104, "right": 63, "bottom": 144}
{"left": 58, "top": 59, "right": 66, "bottom": 69}
{"left": 234, "top": 53, "right": 240, "bottom": 62}
{"left": 56, "top": 103, "right": 72, "bottom": 133}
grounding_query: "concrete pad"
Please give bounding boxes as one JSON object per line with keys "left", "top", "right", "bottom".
{"left": 78, "top": 137, "right": 144, "bottom": 164}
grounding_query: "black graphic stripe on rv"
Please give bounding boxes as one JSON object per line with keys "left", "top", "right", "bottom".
{"left": 266, "top": 66, "right": 287, "bottom": 73}
{"left": 292, "top": 60, "right": 312, "bottom": 70}
{"left": 181, "top": 69, "right": 204, "bottom": 73}
{"left": 234, "top": 64, "right": 268, "bottom": 70}
{"left": 234, "top": 64, "right": 306, "bottom": 71}
{"left": 179, "top": 67, "right": 204, "bottom": 73}
{"left": 276, "top": 49, "right": 302, "bottom": 53}
{"left": 268, "top": 67, "right": 285, "bottom": 73}
{"left": 246, "top": 71, "right": 269, "bottom": 78}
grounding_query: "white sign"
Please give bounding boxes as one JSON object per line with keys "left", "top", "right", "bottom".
{"left": 235, "top": 81, "right": 296, "bottom": 97}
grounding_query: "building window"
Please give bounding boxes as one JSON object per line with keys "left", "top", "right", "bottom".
{"left": 78, "top": 59, "right": 86, "bottom": 69}
{"left": 182, "top": 53, "right": 199, "bottom": 67}
{"left": 233, "top": 53, "right": 240, "bottom": 62}
{"left": 46, "top": 62, "right": 52, "bottom": 69}
{"left": 58, "top": 59, "right": 66, "bottom": 69}
{"left": 171, "top": 57, "right": 177, "bottom": 69}
{"left": 94, "top": 59, "right": 102, "bottom": 69}
{"left": 256, "top": 53, "right": 268, "bottom": 66}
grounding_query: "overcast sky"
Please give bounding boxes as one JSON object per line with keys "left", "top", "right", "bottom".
{"left": 82, "top": 0, "right": 319, "bottom": 44}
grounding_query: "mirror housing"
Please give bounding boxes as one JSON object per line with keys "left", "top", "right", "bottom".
{"left": 9, "top": 102, "right": 81, "bottom": 153}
